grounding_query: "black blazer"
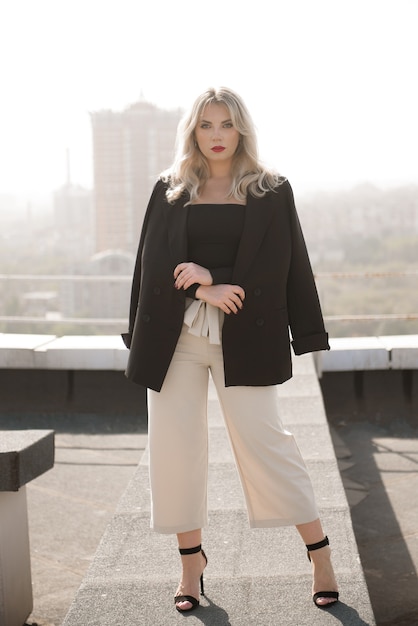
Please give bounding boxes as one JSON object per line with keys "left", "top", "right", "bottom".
{"left": 122, "top": 178, "right": 329, "bottom": 391}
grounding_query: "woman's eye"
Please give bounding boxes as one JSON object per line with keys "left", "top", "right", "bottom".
{"left": 223, "top": 123, "right": 233, "bottom": 128}
{"left": 200, "top": 123, "right": 210, "bottom": 129}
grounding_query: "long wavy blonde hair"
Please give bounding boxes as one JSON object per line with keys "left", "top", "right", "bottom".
{"left": 163, "top": 87, "right": 284, "bottom": 204}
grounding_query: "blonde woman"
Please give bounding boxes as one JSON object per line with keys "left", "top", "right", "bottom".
{"left": 123, "top": 87, "right": 339, "bottom": 612}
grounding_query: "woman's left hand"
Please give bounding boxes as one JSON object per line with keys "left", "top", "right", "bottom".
{"left": 174, "top": 262, "right": 213, "bottom": 291}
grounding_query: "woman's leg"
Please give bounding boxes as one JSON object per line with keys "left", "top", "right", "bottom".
{"left": 209, "top": 372, "right": 319, "bottom": 527}
{"left": 209, "top": 350, "right": 338, "bottom": 603}
{"left": 175, "top": 529, "right": 207, "bottom": 611}
{"left": 296, "top": 519, "right": 339, "bottom": 605}
{"left": 147, "top": 327, "right": 210, "bottom": 533}
{"left": 147, "top": 326, "right": 211, "bottom": 609}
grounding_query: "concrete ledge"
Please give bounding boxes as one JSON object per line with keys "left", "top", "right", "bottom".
{"left": 0, "top": 334, "right": 56, "bottom": 368}
{"left": 321, "top": 337, "right": 389, "bottom": 371}
{"left": 62, "top": 355, "right": 375, "bottom": 626}
{"left": 33, "top": 335, "right": 128, "bottom": 370}
{"left": 0, "top": 430, "right": 55, "bottom": 491}
{"left": 2, "top": 333, "right": 418, "bottom": 374}
{"left": 379, "top": 334, "right": 418, "bottom": 368}
{"left": 320, "top": 334, "right": 418, "bottom": 371}
{"left": 0, "top": 333, "right": 128, "bottom": 370}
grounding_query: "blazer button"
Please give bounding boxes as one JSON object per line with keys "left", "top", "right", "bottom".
{"left": 153, "top": 287, "right": 161, "bottom": 295}
{"left": 254, "top": 288, "right": 262, "bottom": 297}
{"left": 256, "top": 318, "right": 265, "bottom": 327}
{"left": 142, "top": 313, "right": 151, "bottom": 323}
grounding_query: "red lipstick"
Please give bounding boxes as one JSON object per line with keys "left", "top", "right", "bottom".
{"left": 211, "top": 146, "right": 225, "bottom": 152}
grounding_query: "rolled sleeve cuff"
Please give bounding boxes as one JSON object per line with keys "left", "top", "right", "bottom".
{"left": 291, "top": 332, "right": 330, "bottom": 355}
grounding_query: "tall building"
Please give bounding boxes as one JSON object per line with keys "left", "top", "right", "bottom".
{"left": 91, "top": 100, "right": 182, "bottom": 254}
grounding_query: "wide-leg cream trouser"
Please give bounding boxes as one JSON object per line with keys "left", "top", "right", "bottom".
{"left": 147, "top": 310, "right": 319, "bottom": 535}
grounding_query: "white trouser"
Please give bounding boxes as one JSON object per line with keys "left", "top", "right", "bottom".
{"left": 147, "top": 303, "right": 319, "bottom": 534}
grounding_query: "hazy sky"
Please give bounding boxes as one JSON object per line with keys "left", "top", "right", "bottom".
{"left": 2, "top": 0, "right": 417, "bottom": 198}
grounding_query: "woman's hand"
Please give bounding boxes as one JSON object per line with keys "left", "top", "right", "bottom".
{"left": 174, "top": 262, "right": 213, "bottom": 291}
{"left": 195, "top": 284, "right": 245, "bottom": 314}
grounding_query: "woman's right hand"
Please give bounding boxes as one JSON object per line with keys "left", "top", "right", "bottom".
{"left": 195, "top": 284, "right": 245, "bottom": 314}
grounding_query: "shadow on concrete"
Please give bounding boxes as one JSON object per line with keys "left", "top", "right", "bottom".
{"left": 342, "top": 425, "right": 418, "bottom": 626}
{"left": 320, "top": 602, "right": 372, "bottom": 626}
{"left": 165, "top": 599, "right": 371, "bottom": 625}
{"left": 182, "top": 597, "right": 232, "bottom": 625}
{"left": 321, "top": 371, "right": 418, "bottom": 626}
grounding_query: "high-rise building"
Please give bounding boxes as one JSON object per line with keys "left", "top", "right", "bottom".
{"left": 91, "top": 100, "right": 182, "bottom": 253}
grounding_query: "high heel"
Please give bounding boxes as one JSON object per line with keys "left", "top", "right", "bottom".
{"left": 174, "top": 544, "right": 207, "bottom": 612}
{"left": 306, "top": 536, "right": 339, "bottom": 608}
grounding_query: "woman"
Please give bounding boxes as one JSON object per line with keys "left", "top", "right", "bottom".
{"left": 122, "top": 86, "right": 339, "bottom": 612}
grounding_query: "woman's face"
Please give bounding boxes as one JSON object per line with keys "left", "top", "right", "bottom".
{"left": 194, "top": 103, "right": 240, "bottom": 166}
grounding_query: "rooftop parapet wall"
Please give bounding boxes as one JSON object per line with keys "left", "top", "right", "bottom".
{"left": 1, "top": 334, "right": 416, "bottom": 421}
{"left": 1, "top": 333, "right": 418, "bottom": 373}
{"left": 319, "top": 335, "right": 418, "bottom": 372}
{"left": 317, "top": 335, "right": 418, "bottom": 424}
{"left": 0, "top": 334, "right": 128, "bottom": 370}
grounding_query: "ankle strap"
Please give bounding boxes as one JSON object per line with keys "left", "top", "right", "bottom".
{"left": 306, "top": 535, "right": 329, "bottom": 555}
{"left": 179, "top": 544, "right": 202, "bottom": 556}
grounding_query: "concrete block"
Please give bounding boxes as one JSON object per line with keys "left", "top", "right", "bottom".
{"left": 0, "top": 431, "right": 55, "bottom": 625}
{"left": 379, "top": 334, "right": 418, "bottom": 369}
{"left": 321, "top": 337, "right": 389, "bottom": 371}
{"left": 0, "top": 430, "right": 55, "bottom": 491}
{"left": 0, "top": 333, "right": 55, "bottom": 368}
{"left": 34, "top": 335, "right": 127, "bottom": 370}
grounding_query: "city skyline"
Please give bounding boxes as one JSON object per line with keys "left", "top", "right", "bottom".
{"left": 2, "top": 0, "right": 417, "bottom": 200}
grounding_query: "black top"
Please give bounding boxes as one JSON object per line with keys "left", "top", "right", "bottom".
{"left": 186, "top": 203, "right": 245, "bottom": 296}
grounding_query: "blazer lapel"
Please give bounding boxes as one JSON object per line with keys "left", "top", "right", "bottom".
{"left": 165, "top": 193, "right": 190, "bottom": 267}
{"left": 232, "top": 193, "right": 275, "bottom": 282}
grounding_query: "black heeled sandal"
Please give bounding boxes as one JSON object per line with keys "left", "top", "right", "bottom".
{"left": 174, "top": 544, "right": 207, "bottom": 613}
{"left": 306, "top": 536, "right": 339, "bottom": 608}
